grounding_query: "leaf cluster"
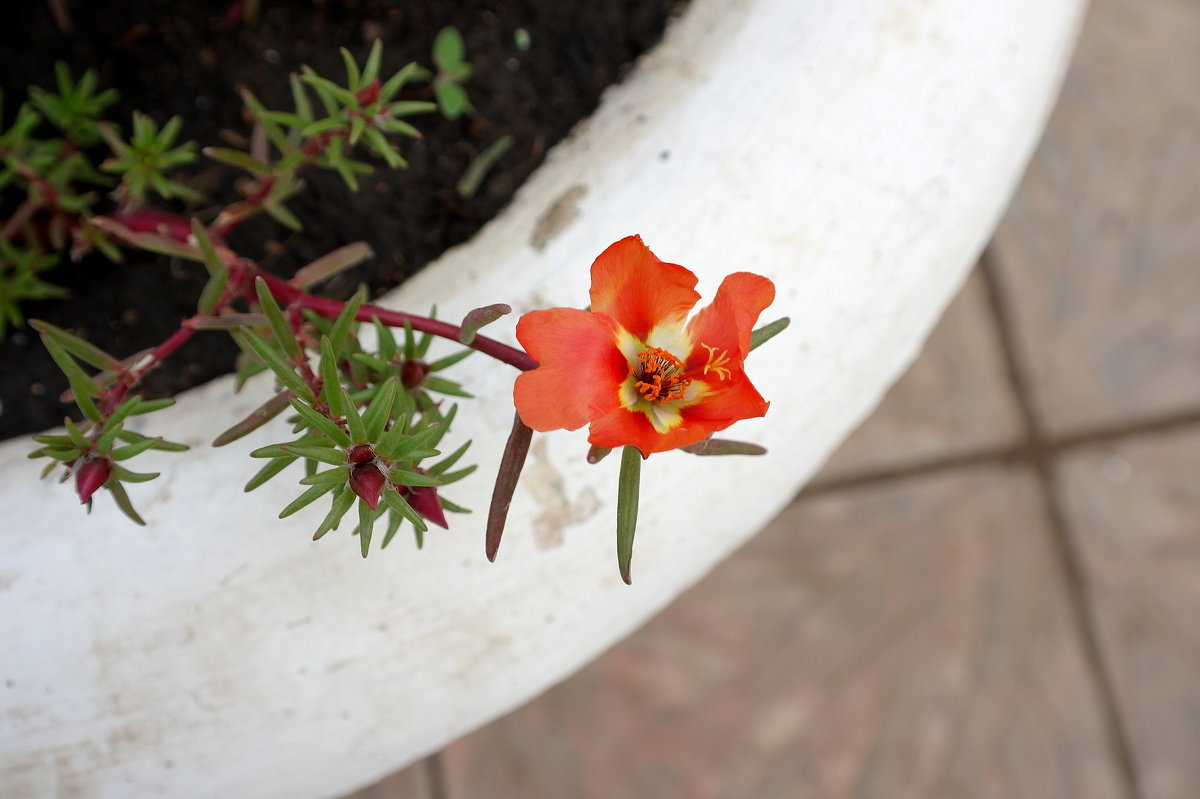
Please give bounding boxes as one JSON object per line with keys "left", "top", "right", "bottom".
{"left": 429, "top": 27, "right": 474, "bottom": 120}
{"left": 214, "top": 279, "right": 477, "bottom": 556}
{"left": 99, "top": 112, "right": 198, "bottom": 202}
{"left": 26, "top": 320, "right": 188, "bottom": 524}
{"left": 221, "top": 38, "right": 439, "bottom": 216}
{"left": 0, "top": 65, "right": 199, "bottom": 338}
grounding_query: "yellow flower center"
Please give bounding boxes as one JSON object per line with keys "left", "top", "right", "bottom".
{"left": 634, "top": 346, "right": 690, "bottom": 405}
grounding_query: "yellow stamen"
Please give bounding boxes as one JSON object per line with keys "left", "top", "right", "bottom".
{"left": 634, "top": 346, "right": 690, "bottom": 404}
{"left": 701, "top": 343, "right": 732, "bottom": 380}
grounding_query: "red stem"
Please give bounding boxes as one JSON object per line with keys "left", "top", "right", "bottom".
{"left": 256, "top": 271, "right": 536, "bottom": 371}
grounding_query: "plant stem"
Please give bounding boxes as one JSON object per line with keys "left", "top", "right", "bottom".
{"left": 254, "top": 271, "right": 537, "bottom": 372}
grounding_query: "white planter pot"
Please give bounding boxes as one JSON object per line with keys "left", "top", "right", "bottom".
{"left": 0, "top": 1, "right": 1084, "bottom": 796}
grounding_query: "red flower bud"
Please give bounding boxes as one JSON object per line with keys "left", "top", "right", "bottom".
{"left": 355, "top": 78, "right": 381, "bottom": 106}
{"left": 347, "top": 443, "right": 376, "bottom": 465}
{"left": 75, "top": 456, "right": 113, "bottom": 505}
{"left": 349, "top": 462, "right": 387, "bottom": 510}
{"left": 400, "top": 359, "right": 432, "bottom": 389}
{"left": 397, "top": 484, "right": 449, "bottom": 529}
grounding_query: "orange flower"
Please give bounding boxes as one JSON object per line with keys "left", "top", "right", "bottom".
{"left": 514, "top": 236, "right": 775, "bottom": 457}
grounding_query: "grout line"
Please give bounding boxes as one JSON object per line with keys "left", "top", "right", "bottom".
{"left": 803, "top": 405, "right": 1200, "bottom": 497}
{"left": 424, "top": 752, "right": 449, "bottom": 799}
{"left": 977, "top": 249, "right": 1142, "bottom": 799}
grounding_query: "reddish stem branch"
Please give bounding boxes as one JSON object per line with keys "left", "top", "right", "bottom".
{"left": 255, "top": 271, "right": 537, "bottom": 372}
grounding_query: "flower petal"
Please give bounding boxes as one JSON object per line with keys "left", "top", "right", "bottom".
{"left": 680, "top": 369, "right": 769, "bottom": 425}
{"left": 514, "top": 308, "right": 626, "bottom": 432}
{"left": 588, "top": 407, "right": 713, "bottom": 457}
{"left": 684, "top": 272, "right": 776, "bottom": 369}
{"left": 590, "top": 236, "right": 700, "bottom": 340}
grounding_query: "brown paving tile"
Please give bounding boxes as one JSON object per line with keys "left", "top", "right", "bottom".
{"left": 1056, "top": 426, "right": 1200, "bottom": 799}
{"left": 338, "top": 759, "right": 435, "bottom": 799}
{"left": 988, "top": 0, "right": 1200, "bottom": 435}
{"left": 440, "top": 467, "right": 1126, "bottom": 799}
{"left": 815, "top": 269, "right": 1023, "bottom": 482}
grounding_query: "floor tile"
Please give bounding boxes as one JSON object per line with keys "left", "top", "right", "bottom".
{"left": 1056, "top": 426, "right": 1200, "bottom": 799}
{"left": 440, "top": 467, "right": 1126, "bottom": 799}
{"left": 988, "top": 0, "right": 1200, "bottom": 434}
{"left": 815, "top": 269, "right": 1023, "bottom": 482}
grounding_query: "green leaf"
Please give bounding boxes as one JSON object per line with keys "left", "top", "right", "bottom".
{"left": 433, "top": 27, "right": 466, "bottom": 70}
{"left": 95, "top": 397, "right": 143, "bottom": 450}
{"left": 437, "top": 465, "right": 477, "bottom": 485}
{"left": 341, "top": 386, "right": 366, "bottom": 444}
{"left": 362, "top": 127, "right": 406, "bottom": 168}
{"left": 427, "top": 439, "right": 472, "bottom": 475}
{"left": 329, "top": 288, "right": 365, "bottom": 354}
{"left": 587, "top": 445, "right": 613, "bottom": 464}
{"left": 111, "top": 436, "right": 164, "bottom": 461}
{"left": 244, "top": 455, "right": 299, "bottom": 492}
{"left": 458, "top": 303, "right": 511, "bottom": 345}
{"left": 379, "top": 63, "right": 420, "bottom": 101}
{"left": 28, "top": 320, "right": 120, "bottom": 372}
{"left": 380, "top": 507, "right": 405, "bottom": 549}
{"left": 387, "top": 468, "right": 441, "bottom": 488}
{"left": 422, "top": 375, "right": 472, "bottom": 398}
{"left": 362, "top": 39, "right": 383, "bottom": 85}
{"left": 279, "top": 444, "right": 345, "bottom": 466}
{"left": 349, "top": 114, "right": 366, "bottom": 145}
{"left": 427, "top": 347, "right": 472, "bottom": 374}
{"left": 63, "top": 417, "right": 92, "bottom": 449}
{"left": 231, "top": 330, "right": 314, "bottom": 403}
{"left": 40, "top": 334, "right": 102, "bottom": 422}
{"left": 255, "top": 277, "right": 303, "bottom": 361}
{"left": 318, "top": 336, "right": 344, "bottom": 420}
{"left": 263, "top": 200, "right": 303, "bottom": 231}
{"left": 203, "top": 147, "right": 272, "bottom": 176}
{"left": 298, "top": 467, "right": 349, "bottom": 488}
{"left": 361, "top": 377, "right": 399, "bottom": 442}
{"left": 289, "top": 398, "right": 351, "bottom": 447}
{"left": 313, "top": 486, "right": 356, "bottom": 540}
{"left": 279, "top": 483, "right": 335, "bottom": 519}
{"left": 616, "top": 445, "right": 642, "bottom": 585}
{"left": 107, "top": 479, "right": 146, "bottom": 526}
{"left": 129, "top": 398, "right": 175, "bottom": 415}
{"left": 380, "top": 422, "right": 440, "bottom": 461}
{"left": 114, "top": 466, "right": 160, "bottom": 483}
{"left": 340, "top": 47, "right": 362, "bottom": 91}
{"left": 456, "top": 135, "right": 513, "bottom": 199}
{"left": 381, "top": 484, "right": 427, "bottom": 533}
{"left": 291, "top": 242, "right": 374, "bottom": 289}
{"left": 357, "top": 500, "right": 378, "bottom": 557}
{"left": 679, "top": 438, "right": 767, "bottom": 456}
{"left": 240, "top": 87, "right": 290, "bottom": 153}
{"left": 289, "top": 73, "right": 314, "bottom": 123}
{"left": 196, "top": 278, "right": 232, "bottom": 321}
{"left": 373, "top": 317, "right": 397, "bottom": 361}
{"left": 434, "top": 81, "right": 469, "bottom": 120}
{"left": 213, "top": 389, "right": 292, "bottom": 447}
{"left": 749, "top": 316, "right": 790, "bottom": 351}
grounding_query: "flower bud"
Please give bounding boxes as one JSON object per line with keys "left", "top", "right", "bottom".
{"left": 349, "top": 462, "right": 386, "bottom": 511}
{"left": 398, "top": 484, "right": 449, "bottom": 529}
{"left": 400, "top": 359, "right": 432, "bottom": 389}
{"left": 349, "top": 462, "right": 387, "bottom": 510}
{"left": 346, "top": 443, "right": 376, "bottom": 465}
{"left": 75, "top": 456, "right": 113, "bottom": 505}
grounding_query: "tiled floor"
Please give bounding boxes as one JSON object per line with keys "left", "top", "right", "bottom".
{"left": 345, "top": 0, "right": 1200, "bottom": 796}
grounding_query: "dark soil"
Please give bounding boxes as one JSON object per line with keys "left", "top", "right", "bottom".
{"left": 0, "top": 0, "right": 685, "bottom": 441}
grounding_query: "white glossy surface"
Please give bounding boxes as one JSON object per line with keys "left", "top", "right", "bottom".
{"left": 0, "top": 1, "right": 1084, "bottom": 796}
